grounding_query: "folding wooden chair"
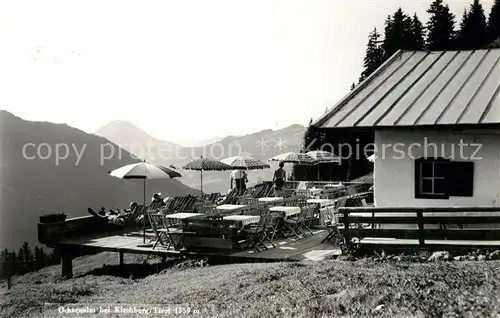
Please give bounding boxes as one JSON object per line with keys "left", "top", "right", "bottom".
{"left": 147, "top": 211, "right": 178, "bottom": 249}
{"left": 241, "top": 213, "right": 274, "bottom": 252}
{"left": 283, "top": 210, "right": 307, "bottom": 239}
{"left": 322, "top": 197, "right": 347, "bottom": 243}
{"left": 321, "top": 217, "right": 343, "bottom": 245}
{"left": 301, "top": 205, "right": 316, "bottom": 236}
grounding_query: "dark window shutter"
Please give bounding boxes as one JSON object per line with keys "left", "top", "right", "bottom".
{"left": 448, "top": 162, "right": 474, "bottom": 197}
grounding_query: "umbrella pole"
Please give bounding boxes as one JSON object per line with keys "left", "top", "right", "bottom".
{"left": 318, "top": 165, "right": 320, "bottom": 181}
{"left": 200, "top": 170, "right": 203, "bottom": 194}
{"left": 143, "top": 178, "right": 146, "bottom": 244}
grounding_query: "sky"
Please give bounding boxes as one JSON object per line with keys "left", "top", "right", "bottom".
{"left": 0, "top": 0, "right": 493, "bottom": 145}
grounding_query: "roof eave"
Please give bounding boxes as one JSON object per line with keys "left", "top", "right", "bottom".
{"left": 316, "top": 123, "right": 500, "bottom": 132}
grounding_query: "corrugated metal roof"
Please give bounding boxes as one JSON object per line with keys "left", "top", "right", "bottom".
{"left": 314, "top": 49, "right": 500, "bottom": 129}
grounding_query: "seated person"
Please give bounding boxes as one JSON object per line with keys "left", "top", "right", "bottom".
{"left": 122, "top": 201, "right": 138, "bottom": 214}
{"left": 98, "top": 207, "right": 106, "bottom": 217}
{"left": 150, "top": 193, "right": 166, "bottom": 210}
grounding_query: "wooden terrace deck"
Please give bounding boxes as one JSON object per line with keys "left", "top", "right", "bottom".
{"left": 58, "top": 229, "right": 340, "bottom": 263}
{"left": 38, "top": 195, "right": 345, "bottom": 277}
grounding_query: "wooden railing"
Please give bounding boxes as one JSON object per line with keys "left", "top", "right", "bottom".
{"left": 38, "top": 215, "right": 128, "bottom": 247}
{"left": 338, "top": 206, "right": 500, "bottom": 252}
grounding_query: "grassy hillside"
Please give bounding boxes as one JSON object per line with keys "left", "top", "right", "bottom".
{"left": 0, "top": 110, "right": 198, "bottom": 251}
{"left": 1, "top": 252, "right": 499, "bottom": 317}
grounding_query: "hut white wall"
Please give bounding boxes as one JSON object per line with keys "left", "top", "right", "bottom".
{"left": 374, "top": 129, "right": 500, "bottom": 207}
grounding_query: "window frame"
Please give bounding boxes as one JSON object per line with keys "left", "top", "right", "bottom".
{"left": 414, "top": 157, "right": 450, "bottom": 199}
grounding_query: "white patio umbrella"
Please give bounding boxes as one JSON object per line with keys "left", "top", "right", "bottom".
{"left": 269, "top": 151, "right": 316, "bottom": 181}
{"left": 269, "top": 151, "right": 316, "bottom": 165}
{"left": 108, "top": 160, "right": 181, "bottom": 245}
{"left": 367, "top": 154, "right": 375, "bottom": 162}
{"left": 221, "top": 155, "right": 271, "bottom": 191}
{"left": 307, "top": 150, "right": 340, "bottom": 181}
{"left": 221, "top": 155, "right": 271, "bottom": 170}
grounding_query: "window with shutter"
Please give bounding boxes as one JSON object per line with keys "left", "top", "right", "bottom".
{"left": 447, "top": 162, "right": 474, "bottom": 197}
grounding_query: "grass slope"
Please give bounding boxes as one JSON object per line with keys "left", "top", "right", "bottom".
{"left": 1, "top": 252, "right": 499, "bottom": 317}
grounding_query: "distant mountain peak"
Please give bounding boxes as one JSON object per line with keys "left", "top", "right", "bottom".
{"left": 96, "top": 120, "right": 147, "bottom": 135}
{"left": 95, "top": 120, "right": 179, "bottom": 148}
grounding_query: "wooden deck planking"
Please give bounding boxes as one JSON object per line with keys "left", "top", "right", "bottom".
{"left": 66, "top": 235, "right": 140, "bottom": 248}
{"left": 231, "top": 230, "right": 341, "bottom": 261}
{"left": 57, "top": 229, "right": 339, "bottom": 261}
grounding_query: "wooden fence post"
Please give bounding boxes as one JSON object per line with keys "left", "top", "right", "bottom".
{"left": 371, "top": 210, "right": 375, "bottom": 229}
{"left": 417, "top": 210, "right": 425, "bottom": 245}
{"left": 343, "top": 208, "right": 351, "bottom": 247}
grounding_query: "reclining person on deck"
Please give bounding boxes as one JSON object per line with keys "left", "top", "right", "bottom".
{"left": 88, "top": 202, "right": 139, "bottom": 224}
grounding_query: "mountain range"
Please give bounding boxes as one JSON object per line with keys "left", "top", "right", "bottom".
{"left": 0, "top": 110, "right": 198, "bottom": 251}
{"left": 95, "top": 121, "right": 306, "bottom": 194}
{"left": 0, "top": 110, "right": 305, "bottom": 251}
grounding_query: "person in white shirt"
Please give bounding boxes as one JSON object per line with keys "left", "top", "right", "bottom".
{"left": 230, "top": 169, "right": 248, "bottom": 194}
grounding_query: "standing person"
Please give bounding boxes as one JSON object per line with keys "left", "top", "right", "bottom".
{"left": 273, "top": 162, "right": 286, "bottom": 194}
{"left": 230, "top": 169, "right": 248, "bottom": 195}
{"left": 241, "top": 170, "right": 248, "bottom": 194}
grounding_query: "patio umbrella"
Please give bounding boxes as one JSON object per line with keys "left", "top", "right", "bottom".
{"left": 221, "top": 155, "right": 270, "bottom": 191}
{"left": 183, "top": 156, "right": 232, "bottom": 193}
{"left": 221, "top": 155, "right": 270, "bottom": 170}
{"left": 108, "top": 160, "right": 181, "bottom": 245}
{"left": 367, "top": 154, "right": 375, "bottom": 162}
{"left": 269, "top": 151, "right": 316, "bottom": 181}
{"left": 269, "top": 151, "right": 316, "bottom": 165}
{"left": 306, "top": 150, "right": 340, "bottom": 181}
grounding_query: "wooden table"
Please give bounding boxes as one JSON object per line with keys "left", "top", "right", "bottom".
{"left": 307, "top": 198, "right": 335, "bottom": 208}
{"left": 164, "top": 212, "right": 204, "bottom": 227}
{"left": 269, "top": 206, "right": 301, "bottom": 218}
{"left": 216, "top": 204, "right": 247, "bottom": 210}
{"left": 258, "top": 197, "right": 283, "bottom": 202}
{"left": 164, "top": 212, "right": 203, "bottom": 219}
{"left": 223, "top": 215, "right": 260, "bottom": 227}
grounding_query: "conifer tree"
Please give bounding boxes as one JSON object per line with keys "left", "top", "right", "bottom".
{"left": 410, "top": 14, "right": 426, "bottom": 50}
{"left": 359, "top": 28, "right": 385, "bottom": 82}
{"left": 383, "top": 8, "right": 412, "bottom": 59}
{"left": 488, "top": 0, "right": 500, "bottom": 42}
{"left": 293, "top": 118, "right": 316, "bottom": 181}
{"left": 2, "top": 250, "right": 16, "bottom": 281}
{"left": 34, "top": 246, "right": 47, "bottom": 269}
{"left": 426, "top": 0, "right": 457, "bottom": 50}
{"left": 302, "top": 118, "right": 315, "bottom": 152}
{"left": 0, "top": 249, "right": 7, "bottom": 278}
{"left": 457, "top": 0, "right": 489, "bottom": 49}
